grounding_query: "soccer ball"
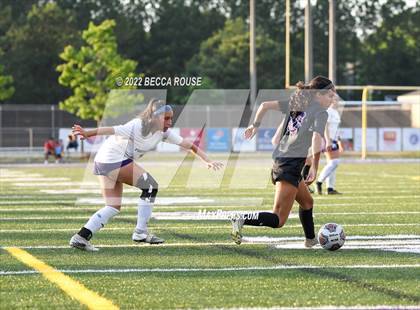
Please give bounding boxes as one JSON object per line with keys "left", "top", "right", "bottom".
{"left": 318, "top": 223, "right": 345, "bottom": 251}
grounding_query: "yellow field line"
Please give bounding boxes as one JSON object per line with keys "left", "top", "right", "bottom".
{"left": 4, "top": 247, "right": 119, "bottom": 310}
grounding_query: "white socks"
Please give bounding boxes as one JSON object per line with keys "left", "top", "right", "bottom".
{"left": 84, "top": 206, "right": 120, "bottom": 234}
{"left": 136, "top": 199, "right": 153, "bottom": 232}
{"left": 83, "top": 200, "right": 153, "bottom": 236}
{"left": 318, "top": 158, "right": 340, "bottom": 183}
{"left": 327, "top": 170, "right": 336, "bottom": 189}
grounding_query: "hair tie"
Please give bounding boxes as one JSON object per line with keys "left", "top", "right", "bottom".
{"left": 153, "top": 105, "right": 173, "bottom": 116}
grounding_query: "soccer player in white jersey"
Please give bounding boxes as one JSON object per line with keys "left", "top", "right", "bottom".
{"left": 316, "top": 98, "right": 343, "bottom": 195}
{"left": 69, "top": 98, "right": 223, "bottom": 251}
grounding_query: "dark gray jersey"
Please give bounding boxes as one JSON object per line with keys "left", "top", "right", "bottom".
{"left": 273, "top": 101, "right": 328, "bottom": 159}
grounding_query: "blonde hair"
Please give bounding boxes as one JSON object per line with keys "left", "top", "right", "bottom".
{"left": 139, "top": 98, "right": 166, "bottom": 136}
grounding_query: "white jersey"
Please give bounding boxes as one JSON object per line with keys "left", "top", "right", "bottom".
{"left": 326, "top": 107, "right": 341, "bottom": 140}
{"left": 94, "top": 118, "right": 183, "bottom": 163}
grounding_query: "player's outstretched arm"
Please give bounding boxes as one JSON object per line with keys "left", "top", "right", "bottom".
{"left": 245, "top": 100, "right": 281, "bottom": 140}
{"left": 72, "top": 124, "right": 115, "bottom": 140}
{"left": 179, "top": 139, "right": 223, "bottom": 171}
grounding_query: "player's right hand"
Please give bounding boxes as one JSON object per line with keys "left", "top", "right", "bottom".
{"left": 244, "top": 125, "right": 257, "bottom": 140}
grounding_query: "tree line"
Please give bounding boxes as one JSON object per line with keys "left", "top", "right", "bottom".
{"left": 0, "top": 0, "right": 419, "bottom": 109}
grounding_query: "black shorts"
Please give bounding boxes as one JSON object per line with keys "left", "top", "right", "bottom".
{"left": 93, "top": 159, "right": 133, "bottom": 176}
{"left": 271, "top": 157, "right": 306, "bottom": 188}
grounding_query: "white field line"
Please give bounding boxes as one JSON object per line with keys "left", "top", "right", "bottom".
{"left": 0, "top": 195, "right": 65, "bottom": 199}
{"left": 324, "top": 190, "right": 420, "bottom": 194}
{"left": 247, "top": 236, "right": 420, "bottom": 253}
{"left": 340, "top": 171, "right": 419, "bottom": 178}
{"left": 40, "top": 188, "right": 138, "bottom": 194}
{"left": 0, "top": 177, "right": 70, "bottom": 182}
{"left": 1, "top": 264, "right": 420, "bottom": 276}
{"left": 0, "top": 197, "right": 218, "bottom": 206}
{"left": 37, "top": 190, "right": 420, "bottom": 199}
{"left": 1, "top": 201, "right": 420, "bottom": 210}
{"left": 12, "top": 182, "right": 99, "bottom": 187}
{"left": 0, "top": 242, "right": 243, "bottom": 250}
{"left": 0, "top": 203, "right": 419, "bottom": 212}
{"left": 9, "top": 183, "right": 420, "bottom": 194}
{"left": 0, "top": 195, "right": 419, "bottom": 208}
{"left": 1, "top": 211, "right": 420, "bottom": 221}
{"left": 202, "top": 306, "right": 420, "bottom": 310}
{"left": 244, "top": 235, "right": 420, "bottom": 242}
{"left": 274, "top": 242, "right": 420, "bottom": 254}
{"left": 2, "top": 235, "right": 419, "bottom": 248}
{"left": 0, "top": 213, "right": 297, "bottom": 221}
{"left": 314, "top": 195, "right": 420, "bottom": 200}
{"left": 0, "top": 174, "right": 42, "bottom": 178}
{"left": 0, "top": 201, "right": 77, "bottom": 205}
{"left": 5, "top": 182, "right": 420, "bottom": 192}
{"left": 1, "top": 224, "right": 420, "bottom": 233}
{"left": 203, "top": 307, "right": 420, "bottom": 310}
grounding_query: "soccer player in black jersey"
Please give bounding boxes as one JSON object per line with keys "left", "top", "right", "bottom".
{"left": 230, "top": 76, "right": 337, "bottom": 247}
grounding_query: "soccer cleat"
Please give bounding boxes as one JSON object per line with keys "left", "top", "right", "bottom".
{"left": 229, "top": 213, "right": 245, "bottom": 245}
{"left": 69, "top": 234, "right": 99, "bottom": 251}
{"left": 132, "top": 229, "right": 164, "bottom": 244}
{"left": 316, "top": 182, "right": 323, "bottom": 195}
{"left": 304, "top": 238, "right": 318, "bottom": 248}
{"left": 327, "top": 189, "right": 342, "bottom": 195}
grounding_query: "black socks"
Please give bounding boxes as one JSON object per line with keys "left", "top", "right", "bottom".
{"left": 244, "top": 212, "right": 279, "bottom": 228}
{"left": 299, "top": 207, "right": 315, "bottom": 239}
{"left": 78, "top": 227, "right": 93, "bottom": 241}
{"left": 242, "top": 209, "right": 314, "bottom": 237}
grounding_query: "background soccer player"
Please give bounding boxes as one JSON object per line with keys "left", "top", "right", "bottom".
{"left": 316, "top": 99, "right": 343, "bottom": 195}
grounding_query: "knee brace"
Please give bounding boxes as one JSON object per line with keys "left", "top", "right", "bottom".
{"left": 135, "top": 173, "right": 158, "bottom": 203}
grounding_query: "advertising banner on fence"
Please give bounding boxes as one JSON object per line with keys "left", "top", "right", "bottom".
{"left": 206, "top": 128, "right": 230, "bottom": 152}
{"left": 402, "top": 128, "right": 420, "bottom": 151}
{"left": 378, "top": 128, "right": 401, "bottom": 152}
{"left": 232, "top": 128, "right": 256, "bottom": 152}
{"left": 180, "top": 128, "right": 206, "bottom": 150}
{"left": 157, "top": 127, "right": 181, "bottom": 152}
{"left": 257, "top": 128, "right": 276, "bottom": 151}
{"left": 354, "top": 128, "right": 378, "bottom": 151}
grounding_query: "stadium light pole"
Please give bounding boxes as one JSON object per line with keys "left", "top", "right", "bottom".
{"left": 285, "top": 0, "right": 291, "bottom": 88}
{"left": 250, "top": 0, "right": 257, "bottom": 107}
{"left": 304, "top": 0, "right": 313, "bottom": 83}
{"left": 329, "top": 0, "right": 337, "bottom": 83}
{"left": 0, "top": 105, "right": 2, "bottom": 147}
{"left": 51, "top": 105, "right": 55, "bottom": 139}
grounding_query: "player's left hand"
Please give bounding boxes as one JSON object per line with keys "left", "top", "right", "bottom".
{"left": 207, "top": 161, "right": 224, "bottom": 171}
{"left": 72, "top": 124, "right": 87, "bottom": 140}
{"left": 305, "top": 166, "right": 317, "bottom": 185}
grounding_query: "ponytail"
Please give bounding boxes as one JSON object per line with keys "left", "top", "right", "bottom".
{"left": 289, "top": 76, "right": 333, "bottom": 114}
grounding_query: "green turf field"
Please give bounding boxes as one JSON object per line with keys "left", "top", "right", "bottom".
{"left": 1, "top": 159, "right": 420, "bottom": 309}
